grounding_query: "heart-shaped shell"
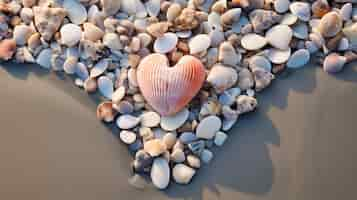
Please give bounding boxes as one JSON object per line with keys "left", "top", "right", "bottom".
{"left": 137, "top": 54, "right": 206, "bottom": 116}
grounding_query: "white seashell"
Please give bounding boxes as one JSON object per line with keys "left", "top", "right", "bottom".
{"left": 145, "top": 0, "right": 160, "bottom": 17}
{"left": 151, "top": 158, "right": 170, "bottom": 189}
{"left": 338, "top": 37, "right": 349, "bottom": 51}
{"left": 90, "top": 59, "right": 109, "bottom": 78}
{"left": 207, "top": 64, "right": 238, "bottom": 93}
{"left": 121, "top": 0, "right": 143, "bottom": 16}
{"left": 116, "top": 114, "right": 140, "bottom": 129}
{"left": 286, "top": 49, "right": 310, "bottom": 68}
{"left": 176, "top": 31, "right": 192, "bottom": 39}
{"left": 289, "top": 2, "right": 311, "bottom": 22}
{"left": 340, "top": 3, "right": 352, "bottom": 21}
{"left": 36, "top": 48, "right": 52, "bottom": 69}
{"left": 292, "top": 22, "right": 308, "bottom": 39}
{"left": 249, "top": 56, "right": 272, "bottom": 71}
{"left": 13, "top": 25, "right": 33, "bottom": 45}
{"left": 171, "top": 148, "right": 185, "bottom": 163}
{"left": 119, "top": 130, "right": 136, "bottom": 144}
{"left": 103, "top": 33, "right": 123, "bottom": 50}
{"left": 196, "top": 115, "right": 221, "bottom": 139}
{"left": 60, "top": 24, "right": 82, "bottom": 47}
{"left": 75, "top": 62, "right": 89, "bottom": 80}
{"left": 264, "top": 48, "right": 291, "bottom": 64}
{"left": 189, "top": 34, "right": 211, "bottom": 54}
{"left": 97, "top": 76, "right": 114, "bottom": 99}
{"left": 274, "top": 0, "right": 290, "bottom": 14}
{"left": 154, "top": 33, "right": 178, "bottom": 54}
{"left": 241, "top": 33, "right": 267, "bottom": 50}
{"left": 218, "top": 42, "right": 241, "bottom": 66}
{"left": 209, "top": 30, "right": 225, "bottom": 47}
{"left": 160, "top": 108, "right": 189, "bottom": 131}
{"left": 63, "top": 56, "right": 78, "bottom": 74}
{"left": 101, "top": 0, "right": 121, "bottom": 16}
{"left": 208, "top": 12, "right": 222, "bottom": 31}
{"left": 266, "top": 25, "right": 293, "bottom": 50}
{"left": 63, "top": 0, "right": 87, "bottom": 24}
{"left": 172, "top": 164, "right": 196, "bottom": 184}
{"left": 83, "top": 23, "right": 104, "bottom": 42}
{"left": 280, "top": 13, "right": 298, "bottom": 25}
{"left": 140, "top": 111, "right": 161, "bottom": 128}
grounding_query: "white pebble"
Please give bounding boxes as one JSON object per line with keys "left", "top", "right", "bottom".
{"left": 151, "top": 158, "right": 170, "bottom": 189}
{"left": 116, "top": 115, "right": 140, "bottom": 129}
{"left": 172, "top": 164, "right": 196, "bottom": 184}
{"left": 119, "top": 130, "right": 137, "bottom": 144}
{"left": 196, "top": 115, "right": 222, "bottom": 139}
{"left": 140, "top": 111, "right": 161, "bottom": 128}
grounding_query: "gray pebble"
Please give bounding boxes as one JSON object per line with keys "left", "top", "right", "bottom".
{"left": 200, "top": 149, "right": 214, "bottom": 164}
{"left": 214, "top": 131, "right": 228, "bottom": 146}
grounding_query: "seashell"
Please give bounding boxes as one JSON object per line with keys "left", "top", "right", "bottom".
{"left": 286, "top": 49, "right": 310, "bottom": 69}
{"left": 20, "top": 7, "right": 33, "bottom": 24}
{"left": 0, "top": 39, "right": 16, "bottom": 60}
{"left": 151, "top": 158, "right": 170, "bottom": 189}
{"left": 309, "top": 32, "right": 325, "bottom": 49}
{"left": 323, "top": 53, "right": 347, "bottom": 73}
{"left": 119, "top": 130, "right": 136, "bottom": 144}
{"left": 22, "top": 0, "right": 36, "bottom": 7}
{"left": 266, "top": 25, "right": 293, "bottom": 50}
{"left": 36, "top": 48, "right": 52, "bottom": 69}
{"left": 137, "top": 54, "right": 205, "bottom": 116}
{"left": 140, "top": 111, "right": 160, "bottom": 128}
{"left": 218, "top": 41, "right": 241, "bottom": 66}
{"left": 189, "top": 34, "right": 211, "bottom": 54}
{"left": 211, "top": 0, "right": 227, "bottom": 14}
{"left": 340, "top": 3, "right": 352, "bottom": 21}
{"left": 33, "top": 6, "right": 66, "bottom": 41}
{"left": 280, "top": 13, "right": 298, "bottom": 25}
{"left": 114, "top": 100, "right": 134, "bottom": 114}
{"left": 84, "top": 78, "right": 97, "bottom": 93}
{"left": 13, "top": 25, "right": 33, "bottom": 45}
{"left": 317, "top": 11, "right": 343, "bottom": 38}
{"left": 75, "top": 62, "right": 89, "bottom": 81}
{"left": 116, "top": 114, "right": 140, "bottom": 129}
{"left": 207, "top": 64, "right": 238, "bottom": 93}
{"left": 153, "top": 33, "right": 178, "bottom": 54}
{"left": 292, "top": 22, "right": 308, "bottom": 40}
{"left": 253, "top": 68, "right": 274, "bottom": 92}
{"left": 96, "top": 101, "right": 116, "bottom": 122}
{"left": 167, "top": 3, "right": 182, "bottom": 22}
{"left": 171, "top": 148, "right": 185, "bottom": 163}
{"left": 103, "top": 33, "right": 123, "bottom": 50}
{"left": 274, "top": 0, "right": 290, "bottom": 14}
{"left": 264, "top": 48, "right": 291, "bottom": 64}
{"left": 88, "top": 5, "right": 106, "bottom": 30}
{"left": 249, "top": 9, "right": 282, "bottom": 33}
{"left": 137, "top": 33, "right": 152, "bottom": 47}
{"left": 60, "top": 24, "right": 82, "bottom": 47}
{"left": 241, "top": 33, "right": 267, "bottom": 50}
{"left": 111, "top": 86, "right": 126, "bottom": 104}
{"left": 249, "top": 55, "right": 272, "bottom": 71}
{"left": 209, "top": 30, "right": 225, "bottom": 48}
{"left": 90, "top": 59, "right": 109, "bottom": 78}
{"left": 160, "top": 108, "right": 189, "bottom": 131}
{"left": 146, "top": 22, "right": 170, "bottom": 38}
{"left": 172, "top": 164, "right": 196, "bottom": 184}
{"left": 221, "top": 8, "right": 242, "bottom": 26}
{"left": 97, "top": 76, "right": 114, "bottom": 99}
{"left": 174, "top": 8, "right": 200, "bottom": 31}
{"left": 342, "top": 23, "right": 357, "bottom": 46}
{"left": 196, "top": 115, "right": 222, "bottom": 139}
{"left": 27, "top": 33, "right": 41, "bottom": 51}
{"left": 289, "top": 2, "right": 311, "bottom": 22}
{"left": 63, "top": 56, "right": 78, "bottom": 74}
{"left": 338, "top": 37, "right": 349, "bottom": 51}
{"left": 311, "top": 0, "right": 330, "bottom": 18}
{"left": 83, "top": 23, "right": 104, "bottom": 42}
{"left": 101, "top": 0, "right": 121, "bottom": 16}
{"left": 145, "top": 0, "right": 160, "bottom": 17}
{"left": 130, "top": 36, "right": 141, "bottom": 53}
{"left": 63, "top": 0, "right": 87, "bottom": 24}
{"left": 144, "top": 139, "right": 166, "bottom": 157}
{"left": 186, "top": 155, "right": 201, "bottom": 168}
{"left": 135, "top": 0, "right": 147, "bottom": 18}
{"left": 238, "top": 68, "right": 254, "bottom": 90}
{"left": 236, "top": 95, "right": 258, "bottom": 114}
{"left": 208, "top": 12, "right": 222, "bottom": 31}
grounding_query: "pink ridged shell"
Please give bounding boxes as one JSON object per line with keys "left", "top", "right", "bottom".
{"left": 137, "top": 53, "right": 206, "bottom": 116}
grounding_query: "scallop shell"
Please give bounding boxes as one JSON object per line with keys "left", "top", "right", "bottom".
{"left": 154, "top": 33, "right": 178, "bottom": 54}
{"left": 249, "top": 56, "right": 272, "bottom": 72}
{"left": 264, "top": 48, "right": 291, "bottom": 64}
{"left": 289, "top": 2, "right": 311, "bottom": 22}
{"left": 266, "top": 25, "right": 293, "bottom": 50}
{"left": 137, "top": 54, "right": 206, "bottom": 116}
{"left": 274, "top": 0, "right": 290, "bottom": 14}
{"left": 189, "top": 34, "right": 211, "bottom": 54}
{"left": 286, "top": 49, "right": 310, "bottom": 68}
{"left": 241, "top": 33, "right": 267, "bottom": 50}
{"left": 292, "top": 22, "right": 308, "bottom": 39}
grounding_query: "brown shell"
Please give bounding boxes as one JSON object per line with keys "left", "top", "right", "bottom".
{"left": 137, "top": 53, "right": 206, "bottom": 116}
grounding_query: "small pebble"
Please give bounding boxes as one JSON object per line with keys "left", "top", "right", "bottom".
{"left": 214, "top": 131, "right": 228, "bottom": 146}
{"left": 144, "top": 139, "right": 166, "bottom": 157}
{"left": 200, "top": 149, "right": 214, "bottom": 164}
{"left": 160, "top": 109, "right": 189, "bottom": 131}
{"left": 151, "top": 158, "right": 170, "bottom": 189}
{"left": 172, "top": 164, "right": 196, "bottom": 184}
{"left": 171, "top": 148, "right": 186, "bottom": 163}
{"left": 116, "top": 115, "right": 140, "bottom": 129}
{"left": 140, "top": 111, "right": 161, "bottom": 128}
{"left": 187, "top": 155, "right": 201, "bottom": 168}
{"left": 179, "top": 132, "right": 198, "bottom": 144}
{"left": 119, "top": 130, "right": 137, "bottom": 144}
{"left": 196, "top": 116, "right": 222, "bottom": 139}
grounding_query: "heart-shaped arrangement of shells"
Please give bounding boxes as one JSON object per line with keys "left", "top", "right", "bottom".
{"left": 1, "top": 0, "right": 357, "bottom": 189}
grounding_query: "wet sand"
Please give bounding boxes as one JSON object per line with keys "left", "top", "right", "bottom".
{"left": 0, "top": 61, "right": 356, "bottom": 200}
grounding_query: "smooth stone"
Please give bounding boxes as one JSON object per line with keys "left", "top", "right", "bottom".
{"left": 153, "top": 128, "right": 166, "bottom": 139}
{"left": 119, "top": 130, "right": 137, "bottom": 144}
{"left": 287, "top": 49, "right": 310, "bottom": 69}
{"left": 140, "top": 112, "right": 160, "bottom": 128}
{"left": 274, "top": 0, "right": 290, "bottom": 13}
{"left": 97, "top": 76, "right": 113, "bottom": 99}
{"left": 75, "top": 62, "right": 89, "bottom": 80}
{"left": 196, "top": 115, "right": 222, "bottom": 139}
{"left": 188, "top": 140, "right": 205, "bottom": 155}
{"left": 214, "top": 131, "right": 228, "bottom": 146}
{"left": 186, "top": 155, "right": 201, "bottom": 168}
{"left": 200, "top": 149, "right": 214, "bottom": 164}
{"left": 116, "top": 114, "right": 140, "bottom": 129}
{"left": 179, "top": 132, "right": 197, "bottom": 144}
{"left": 264, "top": 48, "right": 291, "bottom": 64}
{"left": 266, "top": 25, "right": 293, "bottom": 50}
{"left": 209, "top": 30, "right": 225, "bottom": 48}
{"left": 222, "top": 116, "right": 238, "bottom": 131}
{"left": 160, "top": 109, "right": 189, "bottom": 131}
{"left": 103, "top": 33, "right": 123, "bottom": 50}
{"left": 241, "top": 33, "right": 267, "bottom": 50}
{"left": 36, "top": 48, "right": 52, "bottom": 69}
{"left": 60, "top": 23, "right": 82, "bottom": 47}
{"left": 172, "top": 164, "right": 196, "bottom": 184}
{"left": 289, "top": 2, "right": 311, "bottom": 22}
{"left": 151, "top": 158, "right": 170, "bottom": 189}
{"left": 171, "top": 149, "right": 185, "bottom": 163}
{"left": 153, "top": 32, "right": 178, "bottom": 54}
{"left": 144, "top": 139, "right": 166, "bottom": 157}
{"left": 63, "top": 0, "right": 87, "bottom": 24}
{"left": 162, "top": 132, "right": 177, "bottom": 149}
{"left": 189, "top": 34, "right": 211, "bottom": 54}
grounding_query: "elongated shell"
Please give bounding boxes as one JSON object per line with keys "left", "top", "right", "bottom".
{"left": 137, "top": 54, "right": 205, "bottom": 116}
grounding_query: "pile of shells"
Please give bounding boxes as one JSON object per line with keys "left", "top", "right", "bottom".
{"left": 0, "top": 0, "right": 357, "bottom": 189}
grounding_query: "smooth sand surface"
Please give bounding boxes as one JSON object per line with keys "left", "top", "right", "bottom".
{"left": 0, "top": 61, "right": 356, "bottom": 200}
